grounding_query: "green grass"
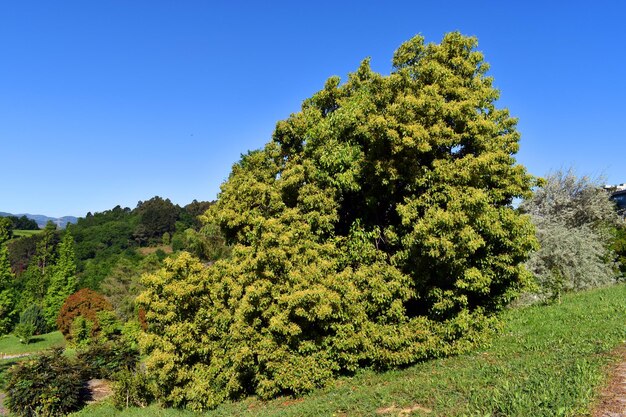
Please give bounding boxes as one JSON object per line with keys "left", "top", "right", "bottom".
{"left": 71, "top": 284, "right": 625, "bottom": 416}
{"left": 12, "top": 229, "right": 42, "bottom": 237}
{"left": 0, "top": 331, "right": 65, "bottom": 356}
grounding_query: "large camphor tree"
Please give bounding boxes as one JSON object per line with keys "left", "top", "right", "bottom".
{"left": 139, "top": 32, "right": 537, "bottom": 410}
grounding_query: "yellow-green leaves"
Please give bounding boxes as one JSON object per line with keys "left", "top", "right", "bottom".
{"left": 140, "top": 32, "right": 537, "bottom": 410}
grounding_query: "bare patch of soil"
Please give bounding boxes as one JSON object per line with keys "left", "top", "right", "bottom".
{"left": 591, "top": 344, "right": 626, "bottom": 417}
{"left": 377, "top": 403, "right": 432, "bottom": 415}
{"left": 137, "top": 245, "right": 173, "bottom": 256}
{"left": 84, "top": 379, "right": 114, "bottom": 404}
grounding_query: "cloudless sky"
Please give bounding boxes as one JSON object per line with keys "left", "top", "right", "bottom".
{"left": 1, "top": 1, "right": 624, "bottom": 218}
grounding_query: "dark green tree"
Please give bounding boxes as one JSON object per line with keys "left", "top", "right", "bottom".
{"left": 180, "top": 200, "right": 213, "bottom": 230}
{"left": 6, "top": 215, "right": 39, "bottom": 230}
{"left": 0, "top": 246, "right": 18, "bottom": 334}
{"left": 15, "top": 222, "right": 58, "bottom": 308}
{"left": 18, "top": 304, "right": 47, "bottom": 336}
{"left": 140, "top": 33, "right": 537, "bottom": 410}
{"left": 134, "top": 197, "right": 180, "bottom": 244}
{"left": 35, "top": 221, "right": 58, "bottom": 277}
{"left": 44, "top": 230, "right": 78, "bottom": 329}
{"left": 6, "top": 234, "right": 38, "bottom": 275}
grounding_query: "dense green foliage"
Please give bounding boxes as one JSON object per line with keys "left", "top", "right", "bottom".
{"left": 70, "top": 205, "right": 139, "bottom": 290}
{"left": 74, "top": 284, "right": 626, "bottom": 417}
{"left": 521, "top": 170, "right": 620, "bottom": 301}
{"left": 0, "top": 217, "right": 13, "bottom": 243}
{"left": 1, "top": 215, "right": 39, "bottom": 231}
{"left": 99, "top": 255, "right": 160, "bottom": 321}
{"left": 610, "top": 224, "right": 626, "bottom": 278}
{"left": 19, "top": 304, "right": 47, "bottom": 336}
{"left": 133, "top": 197, "right": 179, "bottom": 245}
{"left": 4, "top": 349, "right": 86, "bottom": 416}
{"left": 68, "top": 199, "right": 215, "bottom": 290}
{"left": 139, "top": 32, "right": 537, "bottom": 410}
{"left": 0, "top": 247, "right": 17, "bottom": 334}
{"left": 43, "top": 230, "right": 78, "bottom": 328}
{"left": 77, "top": 339, "right": 139, "bottom": 379}
{"left": 0, "top": 197, "right": 214, "bottom": 339}
{"left": 111, "top": 369, "right": 154, "bottom": 409}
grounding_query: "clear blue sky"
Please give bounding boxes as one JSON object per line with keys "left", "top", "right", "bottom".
{"left": 1, "top": 1, "right": 624, "bottom": 218}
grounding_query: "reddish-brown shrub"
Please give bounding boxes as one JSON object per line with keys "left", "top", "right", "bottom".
{"left": 138, "top": 307, "right": 147, "bottom": 331}
{"left": 57, "top": 288, "right": 113, "bottom": 341}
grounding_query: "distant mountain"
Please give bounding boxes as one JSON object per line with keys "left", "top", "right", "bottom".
{"left": 0, "top": 212, "right": 78, "bottom": 229}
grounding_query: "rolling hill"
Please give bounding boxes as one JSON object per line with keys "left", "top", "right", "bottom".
{"left": 0, "top": 212, "right": 78, "bottom": 229}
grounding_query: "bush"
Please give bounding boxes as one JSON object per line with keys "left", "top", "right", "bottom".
{"left": 112, "top": 369, "right": 153, "bottom": 409}
{"left": 4, "top": 348, "right": 86, "bottom": 416}
{"left": 96, "top": 309, "right": 123, "bottom": 340}
{"left": 526, "top": 220, "right": 615, "bottom": 302}
{"left": 77, "top": 339, "right": 139, "bottom": 379}
{"left": 57, "top": 288, "right": 113, "bottom": 342}
{"left": 70, "top": 316, "right": 94, "bottom": 347}
{"left": 610, "top": 225, "right": 626, "bottom": 279}
{"left": 19, "top": 304, "right": 47, "bottom": 335}
{"left": 521, "top": 170, "right": 620, "bottom": 302}
{"left": 139, "top": 32, "right": 537, "bottom": 410}
{"left": 13, "top": 322, "right": 35, "bottom": 345}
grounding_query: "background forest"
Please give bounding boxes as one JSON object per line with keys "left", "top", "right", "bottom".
{"left": 0, "top": 197, "right": 227, "bottom": 339}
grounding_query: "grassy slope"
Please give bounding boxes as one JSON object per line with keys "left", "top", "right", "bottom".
{"left": 12, "top": 229, "right": 42, "bottom": 237}
{"left": 75, "top": 284, "right": 625, "bottom": 416}
{"left": 0, "top": 331, "right": 65, "bottom": 356}
{"left": 0, "top": 331, "right": 66, "bottom": 392}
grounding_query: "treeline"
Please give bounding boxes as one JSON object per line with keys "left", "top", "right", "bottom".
{"left": 0, "top": 196, "right": 227, "bottom": 338}
{"left": 1, "top": 196, "right": 230, "bottom": 415}
{"left": 0, "top": 215, "right": 40, "bottom": 231}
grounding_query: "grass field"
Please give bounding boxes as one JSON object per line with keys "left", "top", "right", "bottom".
{"left": 71, "top": 283, "right": 626, "bottom": 417}
{"left": 11, "top": 229, "right": 42, "bottom": 237}
{"left": 0, "top": 331, "right": 65, "bottom": 356}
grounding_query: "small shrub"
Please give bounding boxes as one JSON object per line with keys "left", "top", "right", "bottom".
{"left": 5, "top": 348, "right": 86, "bottom": 416}
{"left": 19, "top": 304, "right": 47, "bottom": 335}
{"left": 112, "top": 369, "right": 153, "bottom": 409}
{"left": 77, "top": 339, "right": 139, "bottom": 379}
{"left": 522, "top": 170, "right": 620, "bottom": 302}
{"left": 610, "top": 225, "right": 626, "bottom": 279}
{"left": 57, "top": 288, "right": 113, "bottom": 342}
{"left": 70, "top": 316, "right": 94, "bottom": 347}
{"left": 171, "top": 232, "right": 185, "bottom": 252}
{"left": 96, "top": 309, "right": 123, "bottom": 340}
{"left": 13, "top": 322, "right": 35, "bottom": 345}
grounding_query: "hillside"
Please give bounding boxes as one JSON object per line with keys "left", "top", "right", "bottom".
{"left": 0, "top": 212, "right": 78, "bottom": 229}
{"left": 72, "top": 283, "right": 626, "bottom": 416}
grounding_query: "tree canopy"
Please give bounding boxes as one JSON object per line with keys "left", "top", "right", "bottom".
{"left": 1, "top": 215, "right": 39, "bottom": 231}
{"left": 140, "top": 32, "right": 537, "bottom": 410}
